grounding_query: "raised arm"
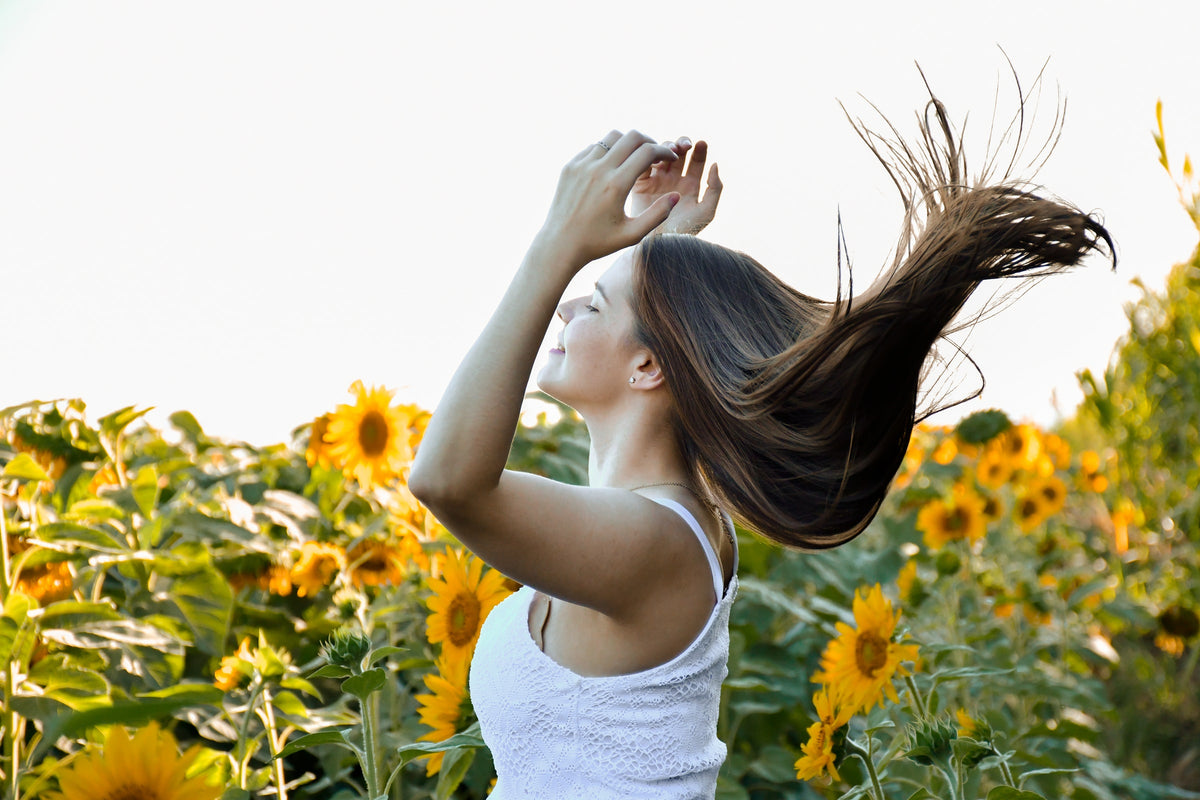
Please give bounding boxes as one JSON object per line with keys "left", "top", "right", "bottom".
{"left": 407, "top": 131, "right": 699, "bottom": 615}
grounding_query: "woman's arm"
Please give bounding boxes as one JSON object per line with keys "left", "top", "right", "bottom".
{"left": 409, "top": 131, "right": 678, "bottom": 502}
{"left": 408, "top": 132, "right": 710, "bottom": 616}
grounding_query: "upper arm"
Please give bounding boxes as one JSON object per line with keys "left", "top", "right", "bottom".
{"left": 416, "top": 470, "right": 701, "bottom": 619}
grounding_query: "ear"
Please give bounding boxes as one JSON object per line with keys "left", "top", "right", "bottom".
{"left": 629, "top": 353, "right": 666, "bottom": 391}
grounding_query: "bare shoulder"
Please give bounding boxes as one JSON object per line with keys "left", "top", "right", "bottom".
{"left": 418, "top": 469, "right": 719, "bottom": 620}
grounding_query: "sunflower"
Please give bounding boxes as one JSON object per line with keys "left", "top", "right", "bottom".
{"left": 896, "top": 560, "right": 919, "bottom": 605}
{"left": 1080, "top": 450, "right": 1109, "bottom": 492}
{"left": 955, "top": 707, "right": 979, "bottom": 738}
{"left": 46, "top": 722, "right": 220, "bottom": 800}
{"left": 15, "top": 558, "right": 74, "bottom": 604}
{"left": 893, "top": 432, "right": 925, "bottom": 490}
{"left": 931, "top": 437, "right": 957, "bottom": 465}
{"left": 812, "top": 585, "right": 919, "bottom": 715}
{"left": 415, "top": 656, "right": 470, "bottom": 776}
{"left": 348, "top": 538, "right": 407, "bottom": 588}
{"left": 1013, "top": 492, "right": 1048, "bottom": 533}
{"left": 305, "top": 413, "right": 334, "bottom": 469}
{"left": 324, "top": 380, "right": 414, "bottom": 488}
{"left": 213, "top": 636, "right": 255, "bottom": 692}
{"left": 1027, "top": 475, "right": 1067, "bottom": 517}
{"left": 915, "top": 485, "right": 987, "bottom": 551}
{"left": 794, "top": 719, "right": 841, "bottom": 782}
{"left": 425, "top": 549, "right": 512, "bottom": 668}
{"left": 975, "top": 448, "right": 1014, "bottom": 489}
{"left": 290, "top": 542, "right": 347, "bottom": 598}
{"left": 994, "top": 423, "right": 1041, "bottom": 471}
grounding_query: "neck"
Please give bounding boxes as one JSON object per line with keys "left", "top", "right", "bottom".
{"left": 583, "top": 403, "right": 689, "bottom": 490}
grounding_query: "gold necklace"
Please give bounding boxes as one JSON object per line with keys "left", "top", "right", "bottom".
{"left": 628, "top": 482, "right": 733, "bottom": 544}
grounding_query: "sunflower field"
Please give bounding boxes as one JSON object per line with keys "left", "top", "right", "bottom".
{"left": 2, "top": 125, "right": 1200, "bottom": 800}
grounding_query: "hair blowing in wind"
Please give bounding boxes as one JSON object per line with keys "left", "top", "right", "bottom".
{"left": 632, "top": 76, "right": 1116, "bottom": 550}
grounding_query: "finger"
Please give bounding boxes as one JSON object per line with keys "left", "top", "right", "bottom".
{"left": 683, "top": 140, "right": 708, "bottom": 183}
{"left": 578, "top": 130, "right": 622, "bottom": 161}
{"left": 605, "top": 129, "right": 668, "bottom": 166}
{"left": 614, "top": 140, "right": 678, "bottom": 188}
{"left": 625, "top": 192, "right": 679, "bottom": 243}
{"left": 660, "top": 138, "right": 690, "bottom": 176}
{"left": 699, "top": 163, "right": 723, "bottom": 210}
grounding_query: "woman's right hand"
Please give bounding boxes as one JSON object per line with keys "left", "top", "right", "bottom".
{"left": 536, "top": 130, "right": 681, "bottom": 274}
{"left": 631, "top": 138, "right": 722, "bottom": 236}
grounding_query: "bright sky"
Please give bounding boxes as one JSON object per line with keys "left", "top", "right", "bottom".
{"left": 2, "top": 1, "right": 1198, "bottom": 446}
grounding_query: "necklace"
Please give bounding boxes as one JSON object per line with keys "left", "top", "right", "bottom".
{"left": 628, "top": 482, "right": 734, "bottom": 545}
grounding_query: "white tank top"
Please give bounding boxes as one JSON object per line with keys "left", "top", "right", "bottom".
{"left": 469, "top": 499, "right": 739, "bottom": 799}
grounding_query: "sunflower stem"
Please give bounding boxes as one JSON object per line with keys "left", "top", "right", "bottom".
{"left": 238, "top": 683, "right": 264, "bottom": 789}
{"left": 998, "top": 756, "right": 1017, "bottom": 788}
{"left": 844, "top": 737, "right": 885, "bottom": 800}
{"left": 903, "top": 673, "right": 928, "bottom": 720}
{"left": 361, "top": 689, "right": 382, "bottom": 798}
{"left": 258, "top": 687, "right": 289, "bottom": 800}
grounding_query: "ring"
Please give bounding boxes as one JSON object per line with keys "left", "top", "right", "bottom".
{"left": 595, "top": 141, "right": 611, "bottom": 152}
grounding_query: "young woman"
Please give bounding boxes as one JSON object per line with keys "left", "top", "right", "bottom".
{"left": 409, "top": 97, "right": 1113, "bottom": 798}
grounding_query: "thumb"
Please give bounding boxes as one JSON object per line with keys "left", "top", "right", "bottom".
{"left": 626, "top": 192, "right": 679, "bottom": 241}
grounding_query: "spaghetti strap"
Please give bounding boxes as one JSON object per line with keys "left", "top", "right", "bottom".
{"left": 651, "top": 498, "right": 728, "bottom": 601}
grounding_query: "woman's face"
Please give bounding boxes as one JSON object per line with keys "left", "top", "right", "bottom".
{"left": 536, "top": 250, "right": 645, "bottom": 413}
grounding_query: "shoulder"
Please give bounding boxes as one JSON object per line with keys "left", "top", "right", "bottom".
{"left": 418, "top": 470, "right": 717, "bottom": 620}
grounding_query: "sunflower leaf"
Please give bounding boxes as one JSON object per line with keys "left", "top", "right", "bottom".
{"left": 275, "top": 729, "right": 359, "bottom": 760}
{"left": 367, "top": 645, "right": 408, "bottom": 666}
{"left": 308, "top": 663, "right": 353, "bottom": 680}
{"left": 341, "top": 667, "right": 387, "bottom": 700}
{"left": 434, "top": 746, "right": 477, "bottom": 800}
{"left": 987, "top": 789, "right": 1046, "bottom": 800}
{"left": 3, "top": 452, "right": 50, "bottom": 482}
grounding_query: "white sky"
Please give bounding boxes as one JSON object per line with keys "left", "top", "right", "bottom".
{"left": 2, "top": 1, "right": 1198, "bottom": 445}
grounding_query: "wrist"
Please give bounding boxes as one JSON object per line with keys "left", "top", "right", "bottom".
{"left": 527, "top": 227, "right": 590, "bottom": 279}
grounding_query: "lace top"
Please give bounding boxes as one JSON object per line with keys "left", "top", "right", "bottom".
{"left": 469, "top": 499, "right": 739, "bottom": 799}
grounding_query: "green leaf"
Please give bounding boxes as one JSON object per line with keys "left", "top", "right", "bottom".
{"left": 396, "top": 725, "right": 486, "bottom": 765}
{"left": 162, "top": 564, "right": 233, "bottom": 656}
{"left": 1017, "top": 767, "right": 1080, "bottom": 787}
{"left": 270, "top": 690, "right": 309, "bottom": 718}
{"left": 434, "top": 746, "right": 477, "bottom": 800}
{"left": 987, "top": 789, "right": 1046, "bottom": 800}
{"left": 41, "top": 619, "right": 187, "bottom": 653}
{"left": 4, "top": 452, "right": 50, "bottom": 482}
{"left": 137, "top": 684, "right": 225, "bottom": 703}
{"left": 955, "top": 409, "right": 1012, "bottom": 444}
{"left": 905, "top": 790, "right": 938, "bottom": 800}
{"left": 169, "top": 410, "right": 207, "bottom": 445}
{"left": 341, "top": 668, "right": 387, "bottom": 700}
{"left": 36, "top": 521, "right": 129, "bottom": 554}
{"left": 308, "top": 663, "right": 353, "bottom": 680}
{"left": 367, "top": 645, "right": 408, "bottom": 666}
{"left": 132, "top": 465, "right": 159, "bottom": 517}
{"left": 281, "top": 675, "right": 323, "bottom": 699}
{"left": 275, "top": 729, "right": 358, "bottom": 760}
{"left": 746, "top": 744, "right": 799, "bottom": 783}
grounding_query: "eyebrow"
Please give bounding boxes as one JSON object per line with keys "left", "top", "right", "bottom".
{"left": 593, "top": 282, "right": 609, "bottom": 303}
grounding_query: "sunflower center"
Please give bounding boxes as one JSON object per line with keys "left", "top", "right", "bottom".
{"left": 945, "top": 508, "right": 967, "bottom": 533}
{"left": 358, "top": 410, "right": 391, "bottom": 457}
{"left": 1018, "top": 498, "right": 1039, "bottom": 519}
{"left": 855, "top": 631, "right": 889, "bottom": 677}
{"left": 447, "top": 592, "right": 482, "bottom": 647}
{"left": 103, "top": 784, "right": 157, "bottom": 800}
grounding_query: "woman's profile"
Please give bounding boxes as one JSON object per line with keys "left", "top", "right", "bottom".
{"left": 409, "top": 78, "right": 1113, "bottom": 797}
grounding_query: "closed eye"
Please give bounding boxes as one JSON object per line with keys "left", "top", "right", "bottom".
{"left": 585, "top": 304, "right": 599, "bottom": 313}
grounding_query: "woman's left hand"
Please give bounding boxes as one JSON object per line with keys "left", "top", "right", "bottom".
{"left": 630, "top": 138, "right": 723, "bottom": 235}
{"left": 536, "top": 130, "right": 680, "bottom": 273}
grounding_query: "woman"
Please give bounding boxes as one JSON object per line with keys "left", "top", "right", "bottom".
{"left": 409, "top": 95, "right": 1112, "bottom": 797}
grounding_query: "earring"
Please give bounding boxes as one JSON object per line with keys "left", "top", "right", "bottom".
{"left": 629, "top": 377, "right": 636, "bottom": 385}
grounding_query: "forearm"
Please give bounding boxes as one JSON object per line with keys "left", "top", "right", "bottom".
{"left": 409, "top": 233, "right": 579, "bottom": 501}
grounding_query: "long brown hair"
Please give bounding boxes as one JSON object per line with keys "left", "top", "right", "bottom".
{"left": 631, "top": 89, "right": 1114, "bottom": 550}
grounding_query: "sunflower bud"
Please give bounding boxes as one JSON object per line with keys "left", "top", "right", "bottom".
{"left": 904, "top": 716, "right": 958, "bottom": 767}
{"left": 935, "top": 548, "right": 961, "bottom": 576}
{"left": 321, "top": 628, "right": 372, "bottom": 673}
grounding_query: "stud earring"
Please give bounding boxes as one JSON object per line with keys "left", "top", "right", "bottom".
{"left": 629, "top": 377, "right": 636, "bottom": 385}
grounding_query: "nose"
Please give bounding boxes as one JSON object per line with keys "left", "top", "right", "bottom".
{"left": 556, "top": 295, "right": 586, "bottom": 323}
